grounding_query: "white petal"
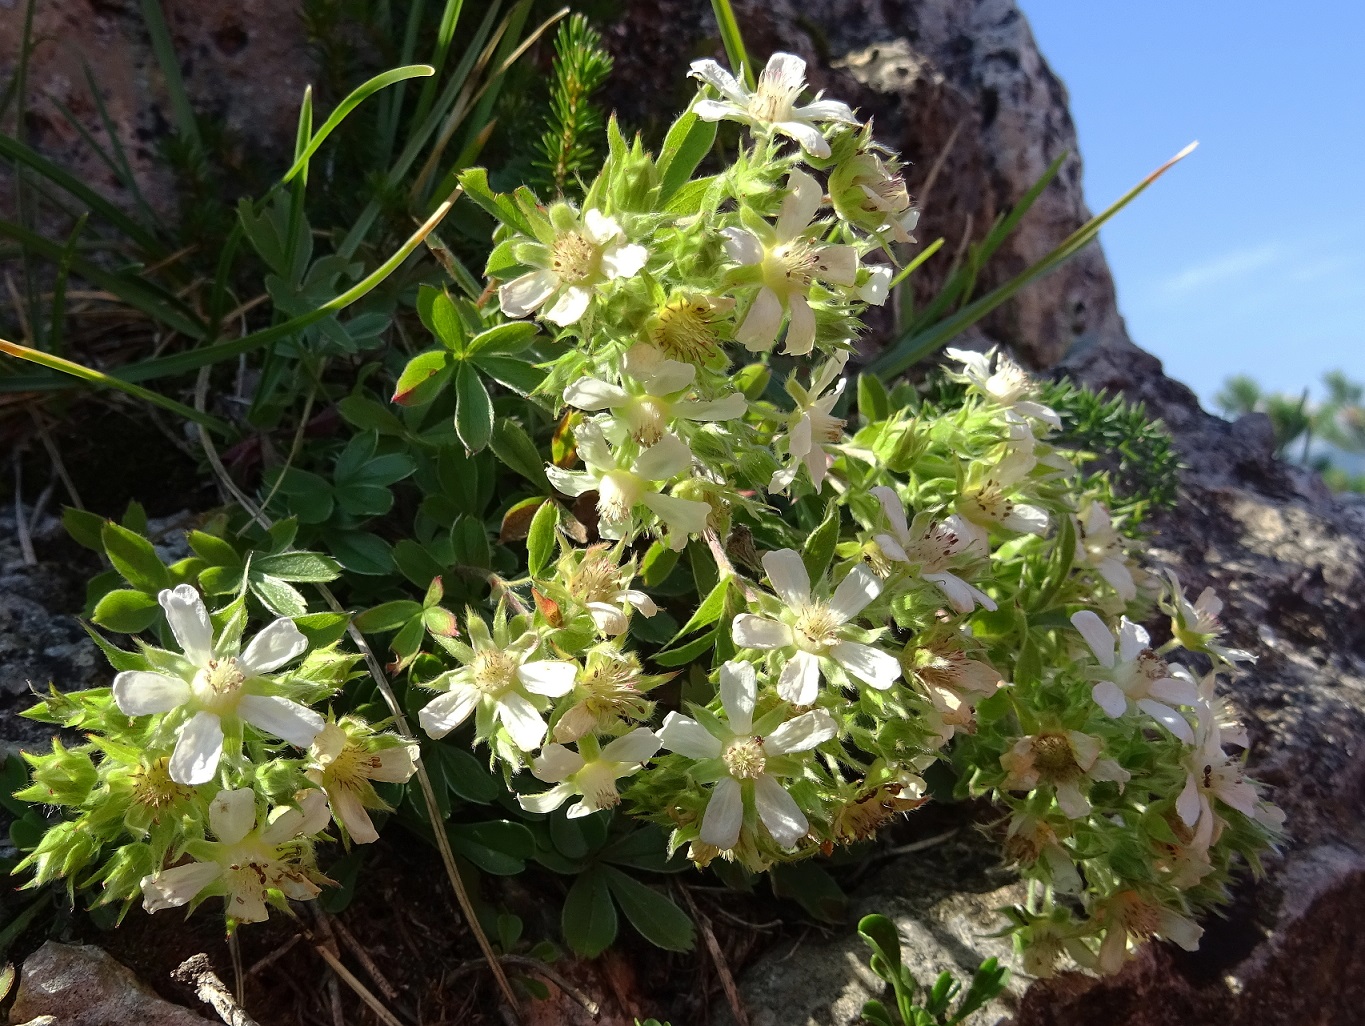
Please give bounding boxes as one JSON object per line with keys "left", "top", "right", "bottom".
{"left": 810, "top": 351, "right": 849, "bottom": 397}
{"left": 368, "top": 745, "right": 419, "bottom": 783}
{"left": 587, "top": 602, "right": 629, "bottom": 636}
{"left": 601, "top": 241, "right": 648, "bottom": 280}
{"left": 546, "top": 466, "right": 597, "bottom": 498}
{"left": 773, "top": 119, "right": 831, "bottom": 157}
{"left": 1136, "top": 699, "right": 1195, "bottom": 744}
{"left": 239, "top": 694, "right": 324, "bottom": 747}
{"left": 1176, "top": 772, "right": 1202, "bottom": 827}
{"left": 583, "top": 209, "right": 623, "bottom": 246}
{"left": 1092, "top": 680, "right": 1128, "bottom": 718}
{"left": 1216, "top": 778, "right": 1260, "bottom": 818}
{"left": 632, "top": 432, "right": 692, "bottom": 481}
{"left": 762, "top": 548, "right": 812, "bottom": 609}
{"left": 418, "top": 686, "right": 480, "bottom": 739}
{"left": 518, "top": 660, "right": 578, "bottom": 697}
{"left": 700, "top": 777, "right": 744, "bottom": 849}
{"left": 112, "top": 671, "right": 191, "bottom": 715}
{"left": 719, "top": 661, "right": 757, "bottom": 734}
{"left": 159, "top": 585, "right": 214, "bottom": 665}
{"left": 676, "top": 393, "right": 748, "bottom": 422}
{"left": 688, "top": 59, "right": 748, "bottom": 103}
{"left": 765, "top": 709, "right": 837, "bottom": 755}
{"left": 641, "top": 357, "right": 697, "bottom": 396}
{"left": 169, "top": 711, "right": 225, "bottom": 785}
{"left": 923, "top": 572, "right": 996, "bottom": 613}
{"left": 209, "top": 788, "right": 258, "bottom": 845}
{"left": 777, "top": 168, "right": 823, "bottom": 239}
{"left": 141, "top": 861, "right": 221, "bottom": 913}
{"left": 659, "top": 712, "right": 722, "bottom": 760}
{"left": 1150, "top": 676, "right": 1200, "bottom": 706}
{"left": 532, "top": 743, "right": 585, "bottom": 783}
{"left": 813, "top": 244, "right": 858, "bottom": 287}
{"left": 782, "top": 293, "right": 816, "bottom": 356}
{"left": 731, "top": 613, "right": 793, "bottom": 650}
{"left": 497, "top": 692, "right": 548, "bottom": 751}
{"left": 240, "top": 618, "right": 308, "bottom": 674}
{"left": 875, "top": 533, "right": 909, "bottom": 563}
{"left": 761, "top": 52, "right": 808, "bottom": 92}
{"left": 1158, "top": 911, "right": 1204, "bottom": 952}
{"left": 830, "top": 641, "right": 901, "bottom": 689}
{"left": 1055, "top": 780, "right": 1091, "bottom": 819}
{"left": 544, "top": 285, "right": 592, "bottom": 326}
{"left": 1004, "top": 504, "right": 1050, "bottom": 534}
{"left": 331, "top": 787, "right": 379, "bottom": 844}
{"left": 870, "top": 486, "right": 908, "bottom": 543}
{"left": 499, "top": 269, "right": 558, "bottom": 318}
{"left": 1098, "top": 558, "right": 1137, "bottom": 602}
{"left": 828, "top": 565, "right": 881, "bottom": 622}
{"left": 601, "top": 727, "right": 663, "bottom": 766}
{"left": 564, "top": 378, "right": 629, "bottom": 410}
{"left": 693, "top": 97, "right": 745, "bottom": 122}
{"left": 1116, "top": 617, "right": 1151, "bottom": 663}
{"left": 753, "top": 774, "right": 807, "bottom": 847}
{"left": 621, "top": 590, "right": 658, "bottom": 616}
{"left": 776, "top": 650, "right": 822, "bottom": 705}
{"left": 1016, "top": 399, "right": 1063, "bottom": 430}
{"left": 518, "top": 782, "right": 576, "bottom": 814}
{"left": 721, "top": 227, "right": 764, "bottom": 266}
{"left": 859, "top": 265, "right": 891, "bottom": 305}
{"left": 736, "top": 287, "right": 784, "bottom": 350}
{"left": 640, "top": 492, "right": 712, "bottom": 537}
{"left": 793, "top": 98, "right": 857, "bottom": 123}
{"left": 1070, "top": 610, "right": 1117, "bottom": 668}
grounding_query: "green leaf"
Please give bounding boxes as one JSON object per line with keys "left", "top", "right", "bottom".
{"left": 186, "top": 530, "right": 240, "bottom": 567}
{"left": 641, "top": 542, "right": 680, "bottom": 588}
{"left": 471, "top": 355, "right": 545, "bottom": 396}
{"left": 428, "top": 288, "right": 466, "bottom": 352}
{"left": 254, "top": 551, "right": 342, "bottom": 583}
{"left": 561, "top": 866, "right": 618, "bottom": 958}
{"left": 858, "top": 372, "right": 891, "bottom": 423}
{"left": 62, "top": 507, "right": 106, "bottom": 551}
{"left": 669, "top": 575, "right": 729, "bottom": 642}
{"left": 392, "top": 349, "right": 452, "bottom": 406}
{"left": 329, "top": 532, "right": 395, "bottom": 576}
{"left": 652, "top": 629, "right": 718, "bottom": 668}
{"left": 526, "top": 500, "right": 557, "bottom": 579}
{"left": 250, "top": 575, "right": 308, "bottom": 618}
{"left": 293, "top": 612, "right": 351, "bottom": 649}
{"left": 467, "top": 321, "right": 538, "bottom": 356}
{"left": 490, "top": 418, "right": 552, "bottom": 492}
{"left": 454, "top": 362, "right": 494, "bottom": 452}
{"left": 657, "top": 110, "right": 717, "bottom": 204}
{"left": 802, "top": 504, "right": 840, "bottom": 583}
{"left": 600, "top": 866, "right": 694, "bottom": 951}
{"left": 101, "top": 521, "right": 170, "bottom": 592}
{"left": 354, "top": 601, "right": 423, "bottom": 633}
{"left": 858, "top": 914, "right": 904, "bottom": 978}
{"left": 458, "top": 167, "right": 538, "bottom": 238}
{"left": 450, "top": 820, "right": 536, "bottom": 875}
{"left": 91, "top": 589, "right": 161, "bottom": 633}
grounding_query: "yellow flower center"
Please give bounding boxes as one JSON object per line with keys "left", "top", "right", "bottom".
{"left": 626, "top": 396, "right": 671, "bottom": 446}
{"left": 768, "top": 240, "right": 819, "bottom": 292}
{"left": 132, "top": 757, "right": 193, "bottom": 812}
{"left": 649, "top": 296, "right": 726, "bottom": 364}
{"left": 1031, "top": 733, "right": 1081, "bottom": 781}
{"left": 723, "top": 737, "right": 767, "bottom": 779}
{"left": 471, "top": 650, "right": 518, "bottom": 695}
{"left": 569, "top": 550, "right": 624, "bottom": 605}
{"left": 550, "top": 231, "right": 599, "bottom": 284}
{"left": 794, "top": 605, "right": 841, "bottom": 652}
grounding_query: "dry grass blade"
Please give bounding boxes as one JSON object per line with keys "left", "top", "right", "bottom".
{"left": 681, "top": 886, "right": 749, "bottom": 1026}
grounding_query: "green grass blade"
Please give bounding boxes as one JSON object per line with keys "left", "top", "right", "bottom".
{"left": 138, "top": 0, "right": 202, "bottom": 154}
{"left": 376, "top": 0, "right": 434, "bottom": 164}
{"left": 279, "top": 65, "right": 434, "bottom": 186}
{"left": 46, "top": 212, "right": 88, "bottom": 357}
{"left": 81, "top": 60, "right": 161, "bottom": 230}
{"left": 868, "top": 143, "right": 1198, "bottom": 378}
{"left": 0, "top": 218, "right": 207, "bottom": 339}
{"left": 0, "top": 129, "right": 164, "bottom": 253}
{"left": 710, "top": 0, "right": 754, "bottom": 89}
{"left": 0, "top": 336, "right": 231, "bottom": 434}
{"left": 890, "top": 236, "right": 944, "bottom": 288}
{"left": 411, "top": 0, "right": 467, "bottom": 131}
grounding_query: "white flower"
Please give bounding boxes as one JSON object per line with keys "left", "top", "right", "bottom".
{"left": 563, "top": 545, "right": 658, "bottom": 637}
{"left": 944, "top": 347, "right": 1061, "bottom": 430}
{"left": 111, "top": 585, "right": 321, "bottom": 786}
{"left": 869, "top": 486, "right": 996, "bottom": 613}
{"left": 658, "top": 661, "right": 837, "bottom": 849}
{"left": 140, "top": 788, "right": 330, "bottom": 923}
{"left": 564, "top": 343, "right": 747, "bottom": 447}
{"left": 1071, "top": 611, "right": 1198, "bottom": 742}
{"left": 1000, "top": 730, "right": 1130, "bottom": 820}
{"left": 1176, "top": 703, "right": 1281, "bottom": 852}
{"left": 1096, "top": 890, "right": 1203, "bottom": 974}
{"left": 957, "top": 450, "right": 1049, "bottom": 536}
{"left": 859, "top": 264, "right": 893, "bottom": 306}
{"left": 689, "top": 52, "right": 858, "bottom": 158}
{"left": 499, "top": 206, "right": 647, "bottom": 326}
{"left": 306, "top": 722, "right": 419, "bottom": 844}
{"left": 770, "top": 351, "right": 849, "bottom": 493}
{"left": 546, "top": 421, "right": 712, "bottom": 550}
{"left": 724, "top": 169, "right": 859, "bottom": 355}
{"left": 1074, "top": 502, "right": 1137, "bottom": 602}
{"left": 1161, "top": 569, "right": 1254, "bottom": 664}
{"left": 518, "top": 728, "right": 662, "bottom": 818}
{"left": 417, "top": 615, "right": 576, "bottom": 753}
{"left": 732, "top": 548, "right": 901, "bottom": 705}
{"left": 828, "top": 152, "right": 920, "bottom": 243}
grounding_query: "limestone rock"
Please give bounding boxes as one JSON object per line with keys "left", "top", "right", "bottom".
{"left": 8, "top": 941, "right": 215, "bottom": 1026}
{"left": 603, "top": 0, "right": 1131, "bottom": 368}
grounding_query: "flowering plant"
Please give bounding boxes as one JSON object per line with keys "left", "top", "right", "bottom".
{"left": 10, "top": 45, "right": 1279, "bottom": 981}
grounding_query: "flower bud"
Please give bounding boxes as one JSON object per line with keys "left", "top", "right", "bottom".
{"left": 17, "top": 741, "right": 98, "bottom": 806}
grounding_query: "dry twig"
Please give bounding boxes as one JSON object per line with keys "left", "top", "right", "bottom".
{"left": 680, "top": 886, "right": 749, "bottom": 1026}
{"left": 172, "top": 953, "right": 262, "bottom": 1026}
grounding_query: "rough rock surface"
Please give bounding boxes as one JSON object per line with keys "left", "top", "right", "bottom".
{"left": 8, "top": 941, "right": 215, "bottom": 1026}
{"left": 604, "top": 0, "right": 1132, "bottom": 368}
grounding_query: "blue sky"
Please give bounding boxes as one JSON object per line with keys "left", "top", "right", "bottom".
{"left": 1019, "top": 1, "right": 1364, "bottom": 408}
